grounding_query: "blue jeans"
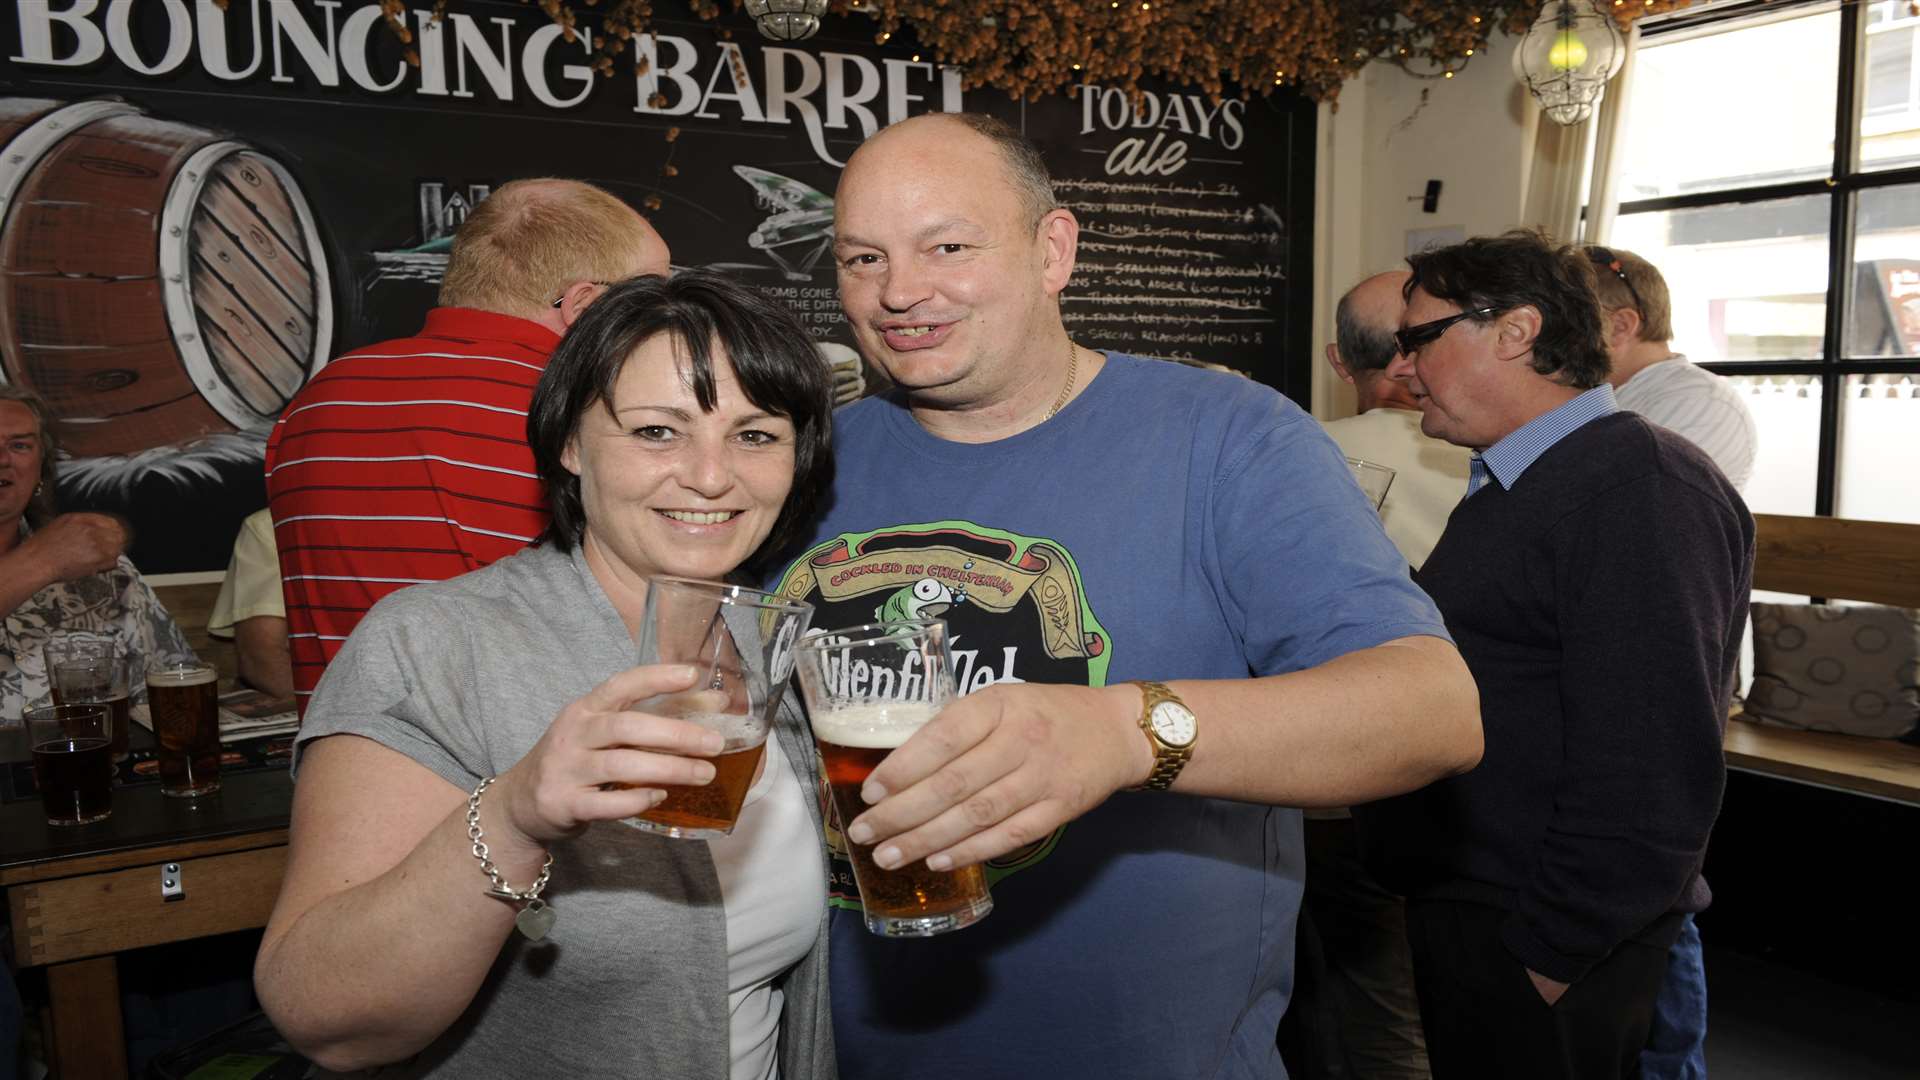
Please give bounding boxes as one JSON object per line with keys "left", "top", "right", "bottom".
{"left": 1639, "top": 913, "right": 1708, "bottom": 1079}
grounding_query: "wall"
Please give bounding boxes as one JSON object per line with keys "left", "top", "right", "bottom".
{"left": 1312, "top": 32, "right": 1545, "bottom": 420}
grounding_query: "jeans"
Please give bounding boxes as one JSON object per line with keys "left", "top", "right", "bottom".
{"left": 1639, "top": 913, "right": 1708, "bottom": 1080}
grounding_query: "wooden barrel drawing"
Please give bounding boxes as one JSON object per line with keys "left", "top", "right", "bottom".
{"left": 0, "top": 97, "right": 333, "bottom": 457}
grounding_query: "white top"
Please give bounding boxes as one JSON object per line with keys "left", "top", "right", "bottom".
{"left": 1320, "top": 407, "right": 1475, "bottom": 570}
{"left": 708, "top": 731, "right": 825, "bottom": 1080}
{"left": 1614, "top": 354, "right": 1757, "bottom": 493}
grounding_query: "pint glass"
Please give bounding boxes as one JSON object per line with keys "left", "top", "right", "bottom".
{"left": 26, "top": 703, "right": 114, "bottom": 825}
{"left": 793, "top": 619, "right": 994, "bottom": 937}
{"left": 1345, "top": 457, "right": 1396, "bottom": 512}
{"left": 623, "top": 577, "right": 813, "bottom": 840}
{"left": 44, "top": 634, "right": 135, "bottom": 760}
{"left": 146, "top": 661, "right": 222, "bottom": 797}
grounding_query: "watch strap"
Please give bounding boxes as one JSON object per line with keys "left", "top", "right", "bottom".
{"left": 1132, "top": 680, "right": 1194, "bottom": 792}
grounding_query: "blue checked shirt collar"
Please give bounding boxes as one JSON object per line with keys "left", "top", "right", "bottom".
{"left": 1466, "top": 384, "right": 1619, "bottom": 496}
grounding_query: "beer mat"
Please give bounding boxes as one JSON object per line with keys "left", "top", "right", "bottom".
{"left": 130, "top": 693, "right": 300, "bottom": 744}
{"left": 1, "top": 736, "right": 294, "bottom": 805}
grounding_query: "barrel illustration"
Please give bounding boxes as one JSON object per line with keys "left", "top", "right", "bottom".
{"left": 0, "top": 97, "right": 333, "bottom": 457}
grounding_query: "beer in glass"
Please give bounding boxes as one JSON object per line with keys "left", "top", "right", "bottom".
{"left": 794, "top": 619, "right": 994, "bottom": 937}
{"left": 43, "top": 634, "right": 134, "bottom": 759}
{"left": 622, "top": 576, "right": 813, "bottom": 840}
{"left": 26, "top": 704, "right": 114, "bottom": 825}
{"left": 146, "top": 661, "right": 222, "bottom": 797}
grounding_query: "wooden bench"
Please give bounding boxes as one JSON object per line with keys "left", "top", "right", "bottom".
{"left": 1725, "top": 514, "right": 1920, "bottom": 808}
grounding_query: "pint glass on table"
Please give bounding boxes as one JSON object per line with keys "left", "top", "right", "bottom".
{"left": 622, "top": 576, "right": 813, "bottom": 840}
{"left": 794, "top": 619, "right": 993, "bottom": 938}
{"left": 43, "top": 633, "right": 135, "bottom": 760}
{"left": 145, "top": 661, "right": 222, "bottom": 797}
{"left": 26, "top": 703, "right": 114, "bottom": 826}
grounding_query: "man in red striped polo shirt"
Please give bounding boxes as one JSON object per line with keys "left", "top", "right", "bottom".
{"left": 265, "top": 179, "right": 669, "bottom": 711}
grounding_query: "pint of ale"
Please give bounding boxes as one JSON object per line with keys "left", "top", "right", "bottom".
{"left": 146, "top": 661, "right": 222, "bottom": 797}
{"left": 793, "top": 619, "right": 994, "bottom": 938}
{"left": 621, "top": 577, "right": 813, "bottom": 840}
{"left": 26, "top": 703, "right": 114, "bottom": 826}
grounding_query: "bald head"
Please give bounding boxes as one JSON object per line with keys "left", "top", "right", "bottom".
{"left": 439, "top": 178, "right": 669, "bottom": 323}
{"left": 844, "top": 113, "right": 1058, "bottom": 229}
{"left": 1329, "top": 270, "right": 1418, "bottom": 413}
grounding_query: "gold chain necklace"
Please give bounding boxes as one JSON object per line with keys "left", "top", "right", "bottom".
{"left": 1043, "top": 339, "right": 1079, "bottom": 421}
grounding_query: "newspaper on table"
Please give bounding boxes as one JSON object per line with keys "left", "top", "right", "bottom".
{"left": 130, "top": 688, "right": 299, "bottom": 744}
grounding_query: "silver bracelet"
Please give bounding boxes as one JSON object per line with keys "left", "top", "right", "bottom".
{"left": 466, "top": 777, "right": 556, "bottom": 941}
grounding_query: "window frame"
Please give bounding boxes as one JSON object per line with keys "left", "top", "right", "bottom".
{"left": 1613, "top": 0, "right": 1920, "bottom": 517}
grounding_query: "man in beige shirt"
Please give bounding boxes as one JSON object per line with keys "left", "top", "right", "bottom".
{"left": 1322, "top": 271, "right": 1473, "bottom": 570}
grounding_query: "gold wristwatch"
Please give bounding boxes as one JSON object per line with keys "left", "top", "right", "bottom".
{"left": 1131, "top": 681, "right": 1197, "bottom": 791}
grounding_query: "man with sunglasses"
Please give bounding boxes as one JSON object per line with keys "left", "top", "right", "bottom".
{"left": 1587, "top": 245, "right": 1757, "bottom": 492}
{"left": 1359, "top": 230, "right": 1754, "bottom": 1080}
{"left": 266, "top": 179, "right": 669, "bottom": 711}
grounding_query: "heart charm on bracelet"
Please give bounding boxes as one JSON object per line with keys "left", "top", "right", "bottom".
{"left": 515, "top": 899, "right": 555, "bottom": 941}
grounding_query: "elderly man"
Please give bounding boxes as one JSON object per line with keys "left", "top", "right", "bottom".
{"left": 1587, "top": 245, "right": 1756, "bottom": 491}
{"left": 265, "top": 179, "right": 668, "bottom": 709}
{"left": 1361, "top": 231, "right": 1753, "bottom": 1080}
{"left": 1322, "top": 270, "right": 1474, "bottom": 571}
{"left": 770, "top": 112, "right": 1481, "bottom": 1080}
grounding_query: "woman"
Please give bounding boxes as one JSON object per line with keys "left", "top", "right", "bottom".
{"left": 0, "top": 386, "right": 196, "bottom": 717}
{"left": 255, "top": 271, "right": 836, "bottom": 1078}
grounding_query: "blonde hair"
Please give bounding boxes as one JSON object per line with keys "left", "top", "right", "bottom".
{"left": 1586, "top": 245, "right": 1674, "bottom": 343}
{"left": 438, "top": 178, "right": 662, "bottom": 319}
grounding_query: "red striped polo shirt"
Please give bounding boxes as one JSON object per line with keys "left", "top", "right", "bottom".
{"left": 264, "top": 307, "right": 560, "bottom": 709}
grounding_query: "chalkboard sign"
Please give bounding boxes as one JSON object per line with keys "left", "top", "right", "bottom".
{"left": 0, "top": 0, "right": 1314, "bottom": 570}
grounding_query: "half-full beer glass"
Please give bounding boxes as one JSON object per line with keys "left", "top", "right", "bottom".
{"left": 793, "top": 619, "right": 994, "bottom": 937}
{"left": 45, "top": 634, "right": 135, "bottom": 761}
{"left": 623, "top": 577, "right": 813, "bottom": 840}
{"left": 146, "top": 660, "right": 221, "bottom": 797}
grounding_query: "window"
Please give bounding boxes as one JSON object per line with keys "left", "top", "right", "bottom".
{"left": 1605, "top": 0, "right": 1920, "bottom": 523}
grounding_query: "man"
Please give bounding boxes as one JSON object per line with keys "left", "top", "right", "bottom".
{"left": 1585, "top": 243, "right": 1751, "bottom": 1080}
{"left": 1361, "top": 231, "right": 1753, "bottom": 1080}
{"left": 265, "top": 179, "right": 668, "bottom": 709}
{"left": 1588, "top": 245, "right": 1757, "bottom": 490}
{"left": 1321, "top": 270, "right": 1473, "bottom": 570}
{"left": 208, "top": 509, "right": 293, "bottom": 699}
{"left": 1287, "top": 271, "right": 1477, "bottom": 1080}
{"left": 770, "top": 112, "right": 1481, "bottom": 1080}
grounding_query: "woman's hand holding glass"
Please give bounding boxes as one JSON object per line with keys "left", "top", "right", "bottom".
{"left": 488, "top": 662, "right": 730, "bottom": 850}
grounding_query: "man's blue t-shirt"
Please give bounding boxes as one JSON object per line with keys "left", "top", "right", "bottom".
{"left": 770, "top": 354, "right": 1449, "bottom": 1080}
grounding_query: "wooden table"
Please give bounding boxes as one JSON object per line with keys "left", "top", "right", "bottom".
{"left": 1, "top": 735, "right": 292, "bottom": 1079}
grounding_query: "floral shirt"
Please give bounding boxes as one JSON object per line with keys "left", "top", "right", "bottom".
{"left": 2, "top": 553, "right": 197, "bottom": 719}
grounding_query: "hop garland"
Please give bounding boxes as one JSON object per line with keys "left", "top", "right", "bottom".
{"left": 381, "top": 1, "right": 1696, "bottom": 103}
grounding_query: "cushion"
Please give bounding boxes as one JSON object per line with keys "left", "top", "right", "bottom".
{"left": 1744, "top": 602, "right": 1920, "bottom": 740}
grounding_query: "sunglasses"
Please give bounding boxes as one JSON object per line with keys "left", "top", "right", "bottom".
{"left": 1585, "top": 247, "right": 1646, "bottom": 316}
{"left": 1392, "top": 306, "right": 1499, "bottom": 357}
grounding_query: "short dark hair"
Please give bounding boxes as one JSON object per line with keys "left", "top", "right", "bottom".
{"left": 1334, "top": 289, "right": 1398, "bottom": 373}
{"left": 1405, "top": 229, "right": 1611, "bottom": 390}
{"left": 526, "top": 270, "right": 835, "bottom": 569}
{"left": 0, "top": 385, "right": 59, "bottom": 530}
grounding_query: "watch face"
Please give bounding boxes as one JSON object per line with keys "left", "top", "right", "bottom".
{"left": 1149, "top": 702, "right": 1197, "bottom": 747}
